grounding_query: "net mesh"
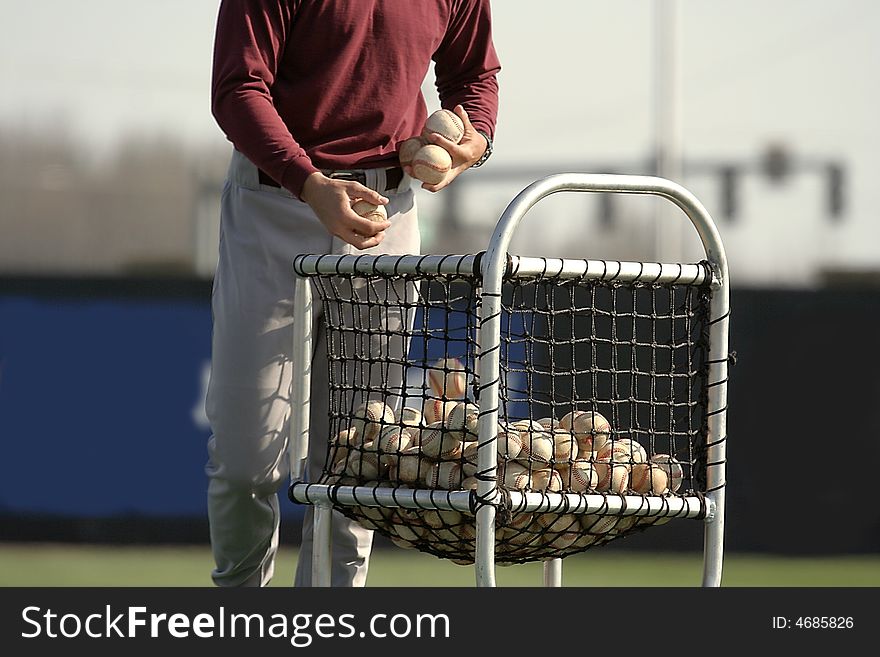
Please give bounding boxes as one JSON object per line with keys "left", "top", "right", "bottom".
{"left": 307, "top": 255, "right": 713, "bottom": 564}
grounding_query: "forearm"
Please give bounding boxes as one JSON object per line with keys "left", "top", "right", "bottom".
{"left": 211, "top": 89, "right": 318, "bottom": 198}
{"left": 210, "top": 0, "right": 318, "bottom": 198}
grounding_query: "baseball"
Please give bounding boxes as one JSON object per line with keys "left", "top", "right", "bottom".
{"left": 460, "top": 475, "right": 479, "bottom": 491}
{"left": 390, "top": 447, "right": 425, "bottom": 484}
{"left": 461, "top": 442, "right": 479, "bottom": 478}
{"left": 613, "top": 515, "right": 638, "bottom": 534}
{"left": 425, "top": 461, "right": 464, "bottom": 489}
{"left": 550, "top": 532, "right": 580, "bottom": 550}
{"left": 398, "top": 136, "right": 427, "bottom": 168}
{"left": 422, "top": 398, "right": 458, "bottom": 426}
{"left": 561, "top": 410, "right": 612, "bottom": 454}
{"left": 516, "top": 430, "right": 554, "bottom": 464}
{"left": 447, "top": 401, "right": 480, "bottom": 437}
{"left": 411, "top": 144, "right": 452, "bottom": 185}
{"left": 395, "top": 509, "right": 424, "bottom": 527}
{"left": 502, "top": 462, "right": 531, "bottom": 490}
{"left": 343, "top": 451, "right": 382, "bottom": 481}
{"left": 374, "top": 425, "right": 413, "bottom": 466}
{"left": 496, "top": 427, "right": 524, "bottom": 460}
{"left": 550, "top": 428, "right": 578, "bottom": 463}
{"left": 506, "top": 512, "right": 534, "bottom": 531}
{"left": 399, "top": 406, "right": 423, "bottom": 428}
{"left": 454, "top": 522, "right": 477, "bottom": 542}
{"left": 597, "top": 437, "right": 647, "bottom": 464}
{"left": 350, "top": 400, "right": 395, "bottom": 443}
{"left": 572, "top": 534, "right": 599, "bottom": 549}
{"left": 331, "top": 445, "right": 350, "bottom": 471}
{"left": 510, "top": 419, "right": 546, "bottom": 435}
{"left": 329, "top": 454, "right": 349, "bottom": 477}
{"left": 334, "top": 426, "right": 360, "bottom": 446}
{"left": 651, "top": 453, "right": 684, "bottom": 493}
{"left": 531, "top": 467, "right": 563, "bottom": 492}
{"left": 422, "top": 509, "right": 463, "bottom": 529}
{"left": 582, "top": 514, "right": 618, "bottom": 535}
{"left": 558, "top": 410, "right": 584, "bottom": 430}
{"left": 431, "top": 528, "right": 462, "bottom": 544}
{"left": 351, "top": 199, "right": 387, "bottom": 223}
{"left": 322, "top": 473, "right": 358, "bottom": 487}
{"left": 568, "top": 459, "right": 599, "bottom": 492}
{"left": 593, "top": 459, "right": 630, "bottom": 493}
{"left": 417, "top": 422, "right": 463, "bottom": 459}
{"left": 630, "top": 462, "right": 670, "bottom": 495}
{"left": 555, "top": 463, "right": 571, "bottom": 486}
{"left": 427, "top": 357, "right": 468, "bottom": 400}
{"left": 356, "top": 506, "right": 387, "bottom": 528}
{"left": 422, "top": 108, "right": 465, "bottom": 144}
{"left": 505, "top": 524, "right": 540, "bottom": 547}
{"left": 538, "top": 513, "right": 579, "bottom": 533}
{"left": 639, "top": 515, "right": 672, "bottom": 527}
{"left": 536, "top": 416, "right": 559, "bottom": 430}
{"left": 391, "top": 521, "right": 425, "bottom": 544}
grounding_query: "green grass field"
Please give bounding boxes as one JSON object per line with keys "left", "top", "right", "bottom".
{"left": 2, "top": 544, "right": 878, "bottom": 587}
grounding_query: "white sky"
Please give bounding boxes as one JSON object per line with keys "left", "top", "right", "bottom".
{"left": 1, "top": 0, "right": 878, "bottom": 285}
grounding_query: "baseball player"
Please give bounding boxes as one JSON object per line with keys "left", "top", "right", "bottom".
{"left": 206, "top": 0, "right": 500, "bottom": 586}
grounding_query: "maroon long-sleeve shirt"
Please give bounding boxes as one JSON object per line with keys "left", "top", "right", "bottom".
{"left": 211, "top": 0, "right": 501, "bottom": 199}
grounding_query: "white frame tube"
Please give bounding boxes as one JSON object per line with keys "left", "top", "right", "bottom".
{"left": 289, "top": 275, "right": 313, "bottom": 482}
{"left": 478, "top": 174, "right": 730, "bottom": 588}
{"left": 289, "top": 484, "right": 709, "bottom": 519}
{"left": 312, "top": 503, "right": 333, "bottom": 587}
{"left": 544, "top": 559, "right": 563, "bottom": 587}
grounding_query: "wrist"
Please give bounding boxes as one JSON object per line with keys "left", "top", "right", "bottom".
{"left": 471, "top": 130, "right": 493, "bottom": 168}
{"left": 300, "top": 171, "right": 328, "bottom": 205}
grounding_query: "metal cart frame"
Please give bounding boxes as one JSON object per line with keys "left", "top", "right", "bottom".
{"left": 288, "top": 173, "right": 730, "bottom": 587}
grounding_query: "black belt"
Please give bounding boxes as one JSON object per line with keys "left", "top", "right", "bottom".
{"left": 258, "top": 166, "right": 404, "bottom": 192}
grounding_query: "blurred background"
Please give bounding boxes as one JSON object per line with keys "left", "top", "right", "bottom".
{"left": 1, "top": 0, "right": 879, "bottom": 585}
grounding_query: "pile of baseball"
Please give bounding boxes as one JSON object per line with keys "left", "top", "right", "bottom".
{"left": 320, "top": 357, "right": 685, "bottom": 561}
{"left": 324, "top": 405, "right": 685, "bottom": 499}
{"left": 398, "top": 109, "right": 464, "bottom": 186}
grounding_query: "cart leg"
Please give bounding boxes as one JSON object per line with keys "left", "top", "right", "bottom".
{"left": 289, "top": 275, "right": 312, "bottom": 483}
{"left": 311, "top": 502, "right": 333, "bottom": 587}
{"left": 543, "top": 558, "right": 563, "bottom": 587}
{"left": 702, "top": 491, "right": 724, "bottom": 587}
{"left": 475, "top": 503, "right": 497, "bottom": 587}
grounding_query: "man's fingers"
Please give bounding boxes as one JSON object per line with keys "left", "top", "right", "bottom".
{"left": 348, "top": 182, "right": 389, "bottom": 206}
{"left": 346, "top": 211, "right": 390, "bottom": 236}
{"left": 426, "top": 132, "right": 458, "bottom": 149}
{"left": 453, "top": 104, "right": 472, "bottom": 129}
{"left": 343, "top": 227, "right": 385, "bottom": 250}
{"left": 421, "top": 180, "right": 447, "bottom": 193}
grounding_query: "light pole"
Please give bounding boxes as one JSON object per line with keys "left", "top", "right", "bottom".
{"left": 654, "top": 0, "right": 683, "bottom": 263}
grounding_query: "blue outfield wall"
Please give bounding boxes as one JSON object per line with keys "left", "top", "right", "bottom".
{"left": 0, "top": 291, "right": 216, "bottom": 519}
{"left": 0, "top": 279, "right": 523, "bottom": 530}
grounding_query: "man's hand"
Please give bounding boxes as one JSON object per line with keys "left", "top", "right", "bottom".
{"left": 405, "top": 105, "right": 488, "bottom": 192}
{"left": 301, "top": 173, "right": 391, "bottom": 249}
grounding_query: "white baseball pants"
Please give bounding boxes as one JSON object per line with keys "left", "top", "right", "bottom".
{"left": 205, "top": 149, "right": 419, "bottom": 586}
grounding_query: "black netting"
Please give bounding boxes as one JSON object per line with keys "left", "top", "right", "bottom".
{"left": 306, "top": 256, "right": 713, "bottom": 564}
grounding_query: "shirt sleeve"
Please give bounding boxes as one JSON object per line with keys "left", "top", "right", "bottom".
{"left": 211, "top": 0, "right": 319, "bottom": 199}
{"left": 433, "top": 0, "right": 502, "bottom": 140}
